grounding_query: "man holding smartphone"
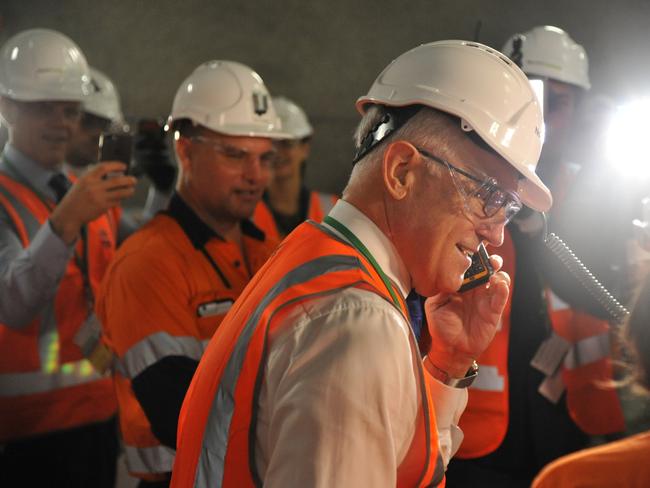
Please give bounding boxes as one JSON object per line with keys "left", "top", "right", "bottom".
{"left": 0, "top": 29, "right": 136, "bottom": 487}
{"left": 96, "top": 60, "right": 284, "bottom": 486}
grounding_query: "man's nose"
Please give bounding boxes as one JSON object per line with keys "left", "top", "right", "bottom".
{"left": 476, "top": 219, "right": 505, "bottom": 248}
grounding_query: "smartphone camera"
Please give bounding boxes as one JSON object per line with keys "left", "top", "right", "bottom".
{"left": 98, "top": 132, "right": 133, "bottom": 178}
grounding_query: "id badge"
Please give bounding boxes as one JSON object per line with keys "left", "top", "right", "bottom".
{"left": 73, "top": 313, "right": 114, "bottom": 374}
{"left": 530, "top": 331, "right": 571, "bottom": 377}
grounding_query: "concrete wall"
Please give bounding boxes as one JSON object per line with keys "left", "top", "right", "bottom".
{"left": 2, "top": 0, "right": 649, "bottom": 194}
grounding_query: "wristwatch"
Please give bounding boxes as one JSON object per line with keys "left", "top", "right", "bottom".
{"left": 425, "top": 357, "right": 479, "bottom": 389}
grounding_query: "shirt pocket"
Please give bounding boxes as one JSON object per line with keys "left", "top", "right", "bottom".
{"left": 190, "top": 289, "right": 238, "bottom": 340}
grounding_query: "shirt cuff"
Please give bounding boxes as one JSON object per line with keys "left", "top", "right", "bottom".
{"left": 29, "top": 221, "right": 76, "bottom": 280}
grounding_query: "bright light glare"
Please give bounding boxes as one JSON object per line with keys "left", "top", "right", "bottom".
{"left": 606, "top": 99, "right": 650, "bottom": 178}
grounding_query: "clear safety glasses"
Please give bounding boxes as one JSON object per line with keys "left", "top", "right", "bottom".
{"left": 190, "top": 136, "right": 278, "bottom": 170}
{"left": 416, "top": 147, "right": 522, "bottom": 224}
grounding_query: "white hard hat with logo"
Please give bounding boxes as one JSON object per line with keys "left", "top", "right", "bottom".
{"left": 0, "top": 28, "right": 91, "bottom": 102}
{"left": 356, "top": 39, "right": 552, "bottom": 212}
{"left": 169, "top": 60, "right": 288, "bottom": 139}
{"left": 272, "top": 96, "right": 313, "bottom": 140}
{"left": 85, "top": 67, "right": 123, "bottom": 124}
{"left": 502, "top": 26, "right": 590, "bottom": 90}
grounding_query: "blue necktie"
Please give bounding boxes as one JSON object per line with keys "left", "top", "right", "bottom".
{"left": 48, "top": 172, "right": 72, "bottom": 203}
{"left": 406, "top": 290, "right": 425, "bottom": 341}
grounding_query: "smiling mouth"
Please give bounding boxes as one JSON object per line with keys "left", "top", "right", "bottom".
{"left": 456, "top": 244, "right": 475, "bottom": 259}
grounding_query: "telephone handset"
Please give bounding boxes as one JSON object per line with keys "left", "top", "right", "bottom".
{"left": 460, "top": 244, "right": 494, "bottom": 292}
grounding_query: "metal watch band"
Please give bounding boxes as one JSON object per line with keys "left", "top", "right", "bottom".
{"left": 426, "top": 358, "right": 479, "bottom": 389}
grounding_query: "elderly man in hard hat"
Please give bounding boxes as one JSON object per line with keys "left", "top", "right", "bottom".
{"left": 96, "top": 60, "right": 283, "bottom": 487}
{"left": 253, "top": 96, "right": 337, "bottom": 240}
{"left": 170, "top": 40, "right": 551, "bottom": 487}
{"left": 448, "top": 26, "right": 626, "bottom": 488}
{"left": 0, "top": 29, "right": 136, "bottom": 487}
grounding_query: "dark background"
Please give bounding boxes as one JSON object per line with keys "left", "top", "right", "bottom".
{"left": 1, "top": 0, "right": 649, "bottom": 194}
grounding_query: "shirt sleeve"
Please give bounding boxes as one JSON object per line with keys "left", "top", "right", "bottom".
{"left": 96, "top": 244, "right": 203, "bottom": 446}
{"left": 0, "top": 213, "right": 74, "bottom": 328}
{"left": 255, "top": 288, "right": 466, "bottom": 488}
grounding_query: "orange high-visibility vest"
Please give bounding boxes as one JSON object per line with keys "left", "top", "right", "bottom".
{"left": 253, "top": 190, "right": 337, "bottom": 240}
{"left": 0, "top": 172, "right": 117, "bottom": 442}
{"left": 458, "top": 229, "right": 624, "bottom": 459}
{"left": 171, "top": 220, "right": 445, "bottom": 488}
{"left": 456, "top": 230, "right": 515, "bottom": 458}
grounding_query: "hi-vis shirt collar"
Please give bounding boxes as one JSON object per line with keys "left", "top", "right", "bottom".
{"left": 165, "top": 193, "right": 265, "bottom": 249}
{"left": 325, "top": 199, "right": 411, "bottom": 298}
{"left": 1, "top": 144, "right": 61, "bottom": 202}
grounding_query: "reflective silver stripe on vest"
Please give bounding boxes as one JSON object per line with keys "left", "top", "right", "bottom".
{"left": 195, "top": 254, "right": 368, "bottom": 488}
{"left": 470, "top": 365, "right": 505, "bottom": 392}
{"left": 315, "top": 192, "right": 335, "bottom": 218}
{"left": 432, "top": 452, "right": 445, "bottom": 486}
{"left": 0, "top": 180, "right": 42, "bottom": 239}
{"left": 564, "top": 332, "right": 610, "bottom": 370}
{"left": 124, "top": 444, "right": 175, "bottom": 474}
{"left": 116, "top": 332, "right": 207, "bottom": 379}
{"left": 0, "top": 359, "right": 103, "bottom": 396}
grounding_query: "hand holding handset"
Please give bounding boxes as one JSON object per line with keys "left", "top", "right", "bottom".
{"left": 99, "top": 132, "right": 133, "bottom": 178}
{"left": 459, "top": 243, "right": 494, "bottom": 292}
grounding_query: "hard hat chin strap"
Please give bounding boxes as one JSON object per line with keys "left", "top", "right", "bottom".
{"left": 352, "top": 105, "right": 422, "bottom": 165}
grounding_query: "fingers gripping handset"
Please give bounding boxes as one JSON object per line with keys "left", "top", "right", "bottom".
{"left": 50, "top": 161, "right": 137, "bottom": 244}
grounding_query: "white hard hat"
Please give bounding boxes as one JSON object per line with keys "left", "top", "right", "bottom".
{"left": 85, "top": 67, "right": 123, "bottom": 124}
{"left": 272, "top": 96, "right": 313, "bottom": 140}
{"left": 502, "top": 26, "right": 590, "bottom": 90}
{"left": 356, "top": 40, "right": 551, "bottom": 212}
{"left": 0, "top": 28, "right": 91, "bottom": 102}
{"left": 169, "top": 60, "right": 288, "bottom": 139}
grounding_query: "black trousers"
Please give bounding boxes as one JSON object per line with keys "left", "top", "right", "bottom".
{"left": 0, "top": 416, "right": 118, "bottom": 488}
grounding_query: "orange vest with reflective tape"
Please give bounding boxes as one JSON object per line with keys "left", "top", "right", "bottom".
{"left": 171, "top": 221, "right": 445, "bottom": 487}
{"left": 0, "top": 171, "right": 117, "bottom": 442}
{"left": 253, "top": 190, "right": 337, "bottom": 240}
{"left": 458, "top": 229, "right": 624, "bottom": 459}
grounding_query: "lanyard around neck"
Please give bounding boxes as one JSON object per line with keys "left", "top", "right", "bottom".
{"left": 323, "top": 215, "right": 401, "bottom": 309}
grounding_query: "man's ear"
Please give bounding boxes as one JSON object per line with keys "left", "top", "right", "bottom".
{"left": 382, "top": 140, "right": 419, "bottom": 200}
{"left": 174, "top": 136, "right": 193, "bottom": 175}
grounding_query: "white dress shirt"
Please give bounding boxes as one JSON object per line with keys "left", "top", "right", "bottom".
{"left": 255, "top": 200, "right": 467, "bottom": 487}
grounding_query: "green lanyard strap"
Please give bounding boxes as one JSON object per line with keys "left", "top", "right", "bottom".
{"left": 324, "top": 215, "right": 401, "bottom": 309}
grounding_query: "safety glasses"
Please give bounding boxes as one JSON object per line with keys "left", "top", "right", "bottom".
{"left": 416, "top": 147, "right": 522, "bottom": 224}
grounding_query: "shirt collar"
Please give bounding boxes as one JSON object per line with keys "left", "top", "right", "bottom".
{"left": 325, "top": 199, "right": 411, "bottom": 298}
{"left": 1, "top": 144, "right": 61, "bottom": 201}
{"left": 165, "top": 193, "right": 265, "bottom": 248}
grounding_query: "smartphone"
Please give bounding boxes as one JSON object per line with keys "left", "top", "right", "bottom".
{"left": 459, "top": 243, "right": 494, "bottom": 292}
{"left": 98, "top": 132, "right": 133, "bottom": 175}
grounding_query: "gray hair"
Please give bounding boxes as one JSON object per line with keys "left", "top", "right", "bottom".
{"left": 346, "top": 105, "right": 457, "bottom": 189}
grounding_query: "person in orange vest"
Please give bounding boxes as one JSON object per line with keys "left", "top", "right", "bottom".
{"left": 95, "top": 60, "right": 285, "bottom": 487}
{"left": 533, "top": 275, "right": 650, "bottom": 488}
{"left": 253, "top": 96, "right": 337, "bottom": 240}
{"left": 446, "top": 26, "right": 626, "bottom": 487}
{"left": 170, "top": 40, "right": 553, "bottom": 488}
{"left": 0, "top": 29, "right": 136, "bottom": 487}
